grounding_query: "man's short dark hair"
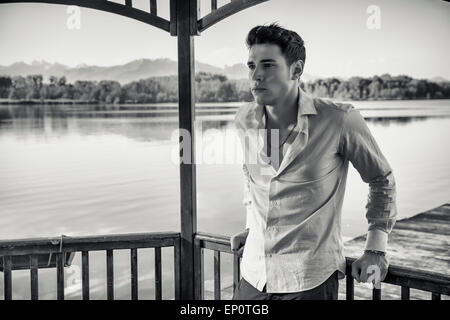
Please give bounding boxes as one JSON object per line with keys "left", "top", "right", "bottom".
{"left": 246, "top": 23, "right": 306, "bottom": 66}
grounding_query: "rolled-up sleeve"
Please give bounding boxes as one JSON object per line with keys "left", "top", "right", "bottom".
{"left": 339, "top": 108, "right": 397, "bottom": 252}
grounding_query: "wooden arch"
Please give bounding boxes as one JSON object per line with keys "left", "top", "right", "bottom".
{"left": 0, "top": 0, "right": 268, "bottom": 35}
{"left": 0, "top": 0, "right": 269, "bottom": 300}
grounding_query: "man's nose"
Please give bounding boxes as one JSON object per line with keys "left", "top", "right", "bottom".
{"left": 250, "top": 66, "right": 263, "bottom": 82}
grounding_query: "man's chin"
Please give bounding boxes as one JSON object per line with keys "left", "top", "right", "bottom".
{"left": 253, "top": 95, "right": 270, "bottom": 106}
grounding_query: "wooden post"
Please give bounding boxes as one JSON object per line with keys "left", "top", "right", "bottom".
{"left": 30, "top": 255, "right": 39, "bottom": 300}
{"left": 176, "top": 0, "right": 199, "bottom": 300}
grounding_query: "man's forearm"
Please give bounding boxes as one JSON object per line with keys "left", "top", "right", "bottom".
{"left": 364, "top": 171, "right": 397, "bottom": 252}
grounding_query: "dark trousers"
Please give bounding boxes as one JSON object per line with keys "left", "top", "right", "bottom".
{"left": 232, "top": 271, "right": 339, "bottom": 300}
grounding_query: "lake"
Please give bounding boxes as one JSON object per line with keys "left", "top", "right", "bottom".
{"left": 0, "top": 99, "right": 449, "bottom": 299}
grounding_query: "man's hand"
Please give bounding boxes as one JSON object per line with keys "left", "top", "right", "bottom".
{"left": 230, "top": 229, "right": 249, "bottom": 257}
{"left": 351, "top": 251, "right": 389, "bottom": 288}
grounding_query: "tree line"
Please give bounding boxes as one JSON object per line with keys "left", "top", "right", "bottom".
{"left": 0, "top": 73, "right": 448, "bottom": 103}
{"left": 302, "top": 74, "right": 450, "bottom": 100}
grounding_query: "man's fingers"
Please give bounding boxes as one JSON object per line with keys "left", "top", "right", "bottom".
{"left": 231, "top": 236, "right": 246, "bottom": 252}
{"left": 359, "top": 266, "right": 368, "bottom": 283}
{"left": 351, "top": 262, "right": 361, "bottom": 282}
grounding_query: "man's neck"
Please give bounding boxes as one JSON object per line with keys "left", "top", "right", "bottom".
{"left": 264, "top": 86, "right": 299, "bottom": 129}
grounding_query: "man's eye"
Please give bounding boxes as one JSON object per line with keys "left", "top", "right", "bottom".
{"left": 248, "top": 65, "right": 255, "bottom": 70}
{"left": 263, "top": 64, "right": 274, "bottom": 68}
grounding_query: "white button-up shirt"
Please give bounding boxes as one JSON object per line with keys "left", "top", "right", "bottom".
{"left": 234, "top": 88, "right": 397, "bottom": 293}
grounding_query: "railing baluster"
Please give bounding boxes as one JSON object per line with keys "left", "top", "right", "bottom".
{"left": 346, "top": 275, "right": 354, "bottom": 300}
{"left": 194, "top": 238, "right": 204, "bottom": 300}
{"left": 82, "top": 251, "right": 90, "bottom": 300}
{"left": 56, "top": 252, "right": 64, "bottom": 300}
{"left": 214, "top": 251, "right": 221, "bottom": 300}
{"left": 174, "top": 237, "right": 181, "bottom": 300}
{"left": 154, "top": 247, "right": 162, "bottom": 300}
{"left": 30, "top": 255, "right": 38, "bottom": 300}
{"left": 3, "top": 256, "right": 12, "bottom": 300}
{"left": 372, "top": 287, "right": 381, "bottom": 300}
{"left": 211, "top": 0, "right": 217, "bottom": 11}
{"left": 431, "top": 292, "right": 441, "bottom": 300}
{"left": 125, "top": 0, "right": 132, "bottom": 7}
{"left": 131, "top": 248, "right": 138, "bottom": 300}
{"left": 232, "top": 254, "right": 240, "bottom": 293}
{"left": 106, "top": 250, "right": 114, "bottom": 300}
{"left": 150, "top": 0, "right": 157, "bottom": 15}
{"left": 401, "top": 286, "right": 410, "bottom": 300}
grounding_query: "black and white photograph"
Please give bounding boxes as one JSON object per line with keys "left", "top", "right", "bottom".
{"left": 0, "top": 0, "right": 449, "bottom": 307}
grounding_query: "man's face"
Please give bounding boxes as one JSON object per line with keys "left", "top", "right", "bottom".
{"left": 247, "top": 43, "right": 294, "bottom": 106}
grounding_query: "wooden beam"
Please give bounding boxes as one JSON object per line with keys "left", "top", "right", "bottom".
{"left": 198, "top": 0, "right": 269, "bottom": 32}
{"left": 169, "top": 0, "right": 177, "bottom": 36}
{"left": 81, "top": 251, "right": 90, "bottom": 300}
{"left": 232, "top": 254, "right": 240, "bottom": 293}
{"left": 346, "top": 263, "right": 354, "bottom": 300}
{"left": 174, "top": 237, "right": 181, "bottom": 299}
{"left": 190, "top": 0, "right": 201, "bottom": 36}
{"left": 56, "top": 253, "right": 64, "bottom": 300}
{"left": 30, "top": 255, "right": 39, "bottom": 300}
{"left": 401, "top": 286, "right": 410, "bottom": 300}
{"left": 372, "top": 287, "right": 381, "bottom": 300}
{"left": 0, "top": 232, "right": 178, "bottom": 256}
{"left": 130, "top": 248, "right": 138, "bottom": 300}
{"left": 177, "top": 0, "right": 198, "bottom": 300}
{"left": 194, "top": 237, "right": 204, "bottom": 299}
{"left": 150, "top": 0, "right": 157, "bottom": 15}
{"left": 0, "top": 0, "right": 170, "bottom": 33}
{"left": 106, "top": 250, "right": 114, "bottom": 300}
{"left": 3, "top": 256, "right": 12, "bottom": 300}
{"left": 214, "top": 251, "right": 221, "bottom": 300}
{"left": 154, "top": 247, "right": 162, "bottom": 300}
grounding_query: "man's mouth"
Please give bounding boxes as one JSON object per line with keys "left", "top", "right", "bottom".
{"left": 252, "top": 88, "right": 267, "bottom": 92}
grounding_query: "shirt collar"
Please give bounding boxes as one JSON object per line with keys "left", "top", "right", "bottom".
{"left": 297, "top": 87, "right": 317, "bottom": 117}
{"left": 235, "top": 87, "right": 317, "bottom": 131}
{"left": 258, "top": 87, "right": 317, "bottom": 127}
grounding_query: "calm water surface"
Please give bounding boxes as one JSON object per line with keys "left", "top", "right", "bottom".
{"left": 0, "top": 99, "right": 449, "bottom": 299}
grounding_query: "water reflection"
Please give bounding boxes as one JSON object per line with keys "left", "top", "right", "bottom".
{"left": 0, "top": 101, "right": 449, "bottom": 241}
{"left": 1, "top": 102, "right": 450, "bottom": 142}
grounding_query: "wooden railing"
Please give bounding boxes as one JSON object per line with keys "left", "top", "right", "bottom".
{"left": 194, "top": 232, "right": 241, "bottom": 300}
{"left": 0, "top": 232, "right": 181, "bottom": 300}
{"left": 1, "top": 231, "right": 449, "bottom": 300}
{"left": 194, "top": 232, "right": 450, "bottom": 300}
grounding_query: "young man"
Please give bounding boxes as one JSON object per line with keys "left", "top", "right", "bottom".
{"left": 231, "top": 24, "right": 397, "bottom": 300}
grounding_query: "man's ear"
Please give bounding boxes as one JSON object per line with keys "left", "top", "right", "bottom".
{"left": 290, "top": 60, "right": 304, "bottom": 80}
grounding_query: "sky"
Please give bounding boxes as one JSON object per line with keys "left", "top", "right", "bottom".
{"left": 0, "top": 0, "right": 449, "bottom": 79}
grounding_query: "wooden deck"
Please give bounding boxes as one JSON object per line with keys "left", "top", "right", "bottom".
{"left": 342, "top": 203, "right": 450, "bottom": 300}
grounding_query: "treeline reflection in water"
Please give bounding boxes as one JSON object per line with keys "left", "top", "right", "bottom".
{"left": 1, "top": 102, "right": 450, "bottom": 136}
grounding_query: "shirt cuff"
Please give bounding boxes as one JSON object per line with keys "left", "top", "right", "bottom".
{"left": 365, "top": 229, "right": 388, "bottom": 252}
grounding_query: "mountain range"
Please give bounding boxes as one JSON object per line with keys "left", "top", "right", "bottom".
{"left": 0, "top": 58, "right": 317, "bottom": 84}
